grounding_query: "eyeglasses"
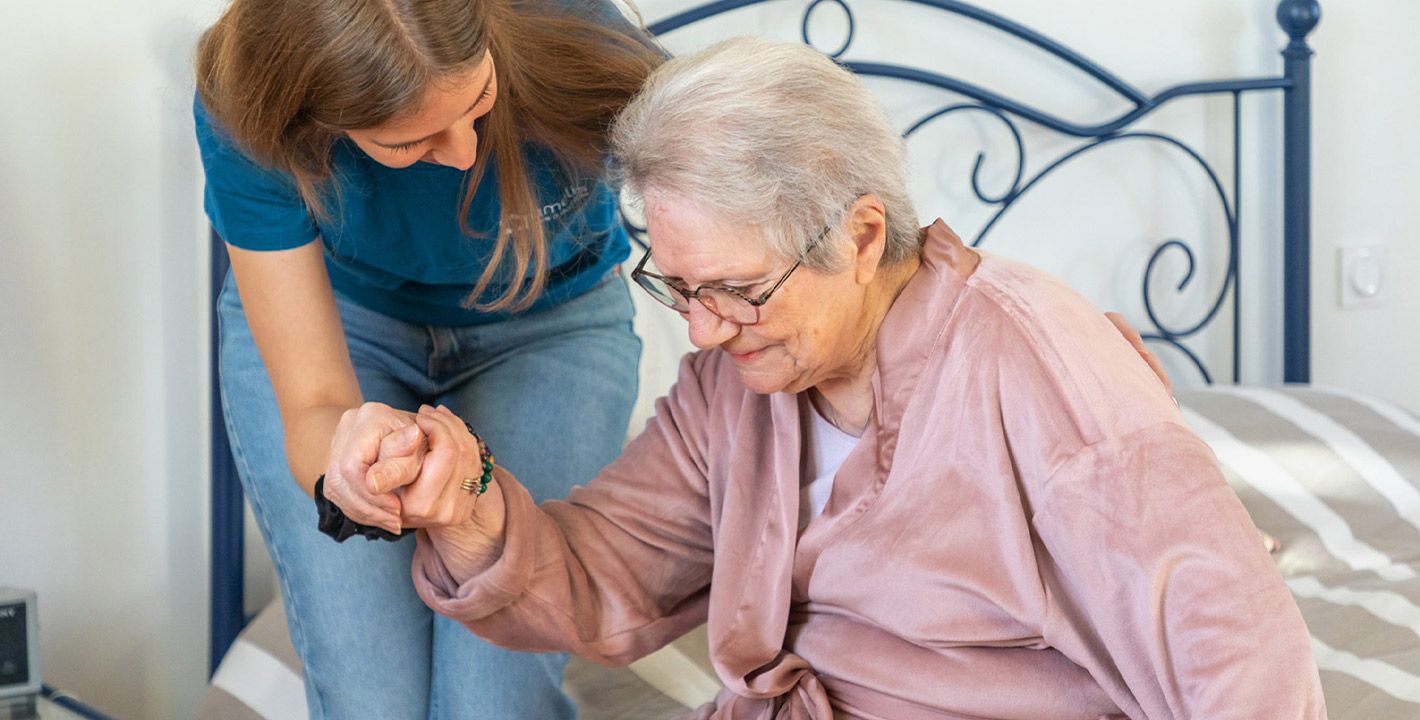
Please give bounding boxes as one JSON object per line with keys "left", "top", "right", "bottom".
{"left": 630, "top": 248, "right": 804, "bottom": 326}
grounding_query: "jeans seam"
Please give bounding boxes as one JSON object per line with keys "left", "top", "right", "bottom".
{"left": 424, "top": 324, "right": 440, "bottom": 380}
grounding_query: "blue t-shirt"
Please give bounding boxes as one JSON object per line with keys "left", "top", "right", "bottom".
{"left": 195, "top": 97, "right": 630, "bottom": 326}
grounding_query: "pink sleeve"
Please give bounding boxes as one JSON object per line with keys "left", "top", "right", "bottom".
{"left": 412, "top": 354, "right": 718, "bottom": 666}
{"left": 1034, "top": 422, "right": 1326, "bottom": 719}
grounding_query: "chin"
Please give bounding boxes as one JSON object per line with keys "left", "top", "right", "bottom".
{"left": 726, "top": 346, "right": 811, "bottom": 395}
{"left": 733, "top": 363, "right": 808, "bottom": 396}
{"left": 729, "top": 364, "right": 791, "bottom": 395}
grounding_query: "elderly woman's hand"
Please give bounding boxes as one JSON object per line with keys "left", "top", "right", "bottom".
{"left": 322, "top": 401, "right": 422, "bottom": 535}
{"left": 371, "top": 404, "right": 486, "bottom": 528}
{"left": 375, "top": 405, "right": 509, "bottom": 573}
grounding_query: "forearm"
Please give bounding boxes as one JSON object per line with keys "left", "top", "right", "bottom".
{"left": 413, "top": 464, "right": 712, "bottom": 665}
{"left": 283, "top": 402, "right": 359, "bottom": 497}
{"left": 226, "top": 241, "right": 365, "bottom": 498}
{"left": 425, "top": 479, "right": 508, "bottom": 580}
{"left": 413, "top": 354, "right": 719, "bottom": 662}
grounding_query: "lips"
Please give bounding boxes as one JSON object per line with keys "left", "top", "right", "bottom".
{"left": 727, "top": 346, "right": 767, "bottom": 362}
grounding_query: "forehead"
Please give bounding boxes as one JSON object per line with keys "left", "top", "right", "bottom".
{"left": 369, "top": 55, "right": 491, "bottom": 133}
{"left": 643, "top": 192, "right": 779, "bottom": 283}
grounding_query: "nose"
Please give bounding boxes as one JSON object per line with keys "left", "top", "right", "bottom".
{"left": 686, "top": 301, "right": 738, "bottom": 350}
{"left": 429, "top": 120, "right": 480, "bottom": 170}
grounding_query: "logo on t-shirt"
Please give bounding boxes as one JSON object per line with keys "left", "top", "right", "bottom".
{"left": 539, "top": 181, "right": 592, "bottom": 223}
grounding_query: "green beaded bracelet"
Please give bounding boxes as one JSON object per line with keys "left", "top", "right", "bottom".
{"left": 462, "top": 421, "right": 495, "bottom": 496}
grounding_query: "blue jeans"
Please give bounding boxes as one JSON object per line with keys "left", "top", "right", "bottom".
{"left": 217, "top": 271, "right": 640, "bottom": 719}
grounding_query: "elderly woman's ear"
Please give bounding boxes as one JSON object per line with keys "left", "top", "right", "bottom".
{"left": 848, "top": 194, "right": 890, "bottom": 284}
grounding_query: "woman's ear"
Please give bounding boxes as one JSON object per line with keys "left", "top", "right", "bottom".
{"left": 848, "top": 194, "right": 888, "bottom": 285}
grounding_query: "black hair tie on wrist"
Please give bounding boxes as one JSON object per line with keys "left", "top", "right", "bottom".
{"left": 314, "top": 475, "right": 412, "bottom": 542}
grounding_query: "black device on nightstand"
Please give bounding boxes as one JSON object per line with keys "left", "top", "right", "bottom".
{"left": 0, "top": 588, "right": 39, "bottom": 718}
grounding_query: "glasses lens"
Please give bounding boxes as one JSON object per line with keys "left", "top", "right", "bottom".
{"left": 699, "top": 288, "right": 758, "bottom": 325}
{"left": 635, "top": 273, "right": 689, "bottom": 313}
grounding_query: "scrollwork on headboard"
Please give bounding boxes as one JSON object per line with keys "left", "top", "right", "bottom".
{"left": 632, "top": 0, "right": 1321, "bottom": 386}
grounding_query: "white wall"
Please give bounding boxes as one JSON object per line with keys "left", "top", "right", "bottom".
{"left": 0, "top": 0, "right": 224, "bottom": 717}
{"left": 1308, "top": 4, "right": 1420, "bottom": 411}
{"left": 0, "top": 0, "right": 1413, "bottom": 718}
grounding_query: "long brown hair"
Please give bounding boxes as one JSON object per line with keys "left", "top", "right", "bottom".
{"left": 196, "top": 0, "right": 663, "bottom": 311}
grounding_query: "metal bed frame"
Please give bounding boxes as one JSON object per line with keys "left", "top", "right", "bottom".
{"left": 207, "top": 0, "right": 1322, "bottom": 673}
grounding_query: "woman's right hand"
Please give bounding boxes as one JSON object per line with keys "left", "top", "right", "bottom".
{"left": 322, "top": 401, "right": 424, "bottom": 535}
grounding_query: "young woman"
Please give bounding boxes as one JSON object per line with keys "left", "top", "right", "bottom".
{"left": 194, "top": 0, "right": 662, "bottom": 716}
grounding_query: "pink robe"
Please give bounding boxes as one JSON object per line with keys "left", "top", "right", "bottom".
{"left": 414, "top": 221, "right": 1326, "bottom": 719}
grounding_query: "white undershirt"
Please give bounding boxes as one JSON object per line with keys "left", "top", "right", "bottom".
{"left": 799, "top": 398, "right": 861, "bottom": 530}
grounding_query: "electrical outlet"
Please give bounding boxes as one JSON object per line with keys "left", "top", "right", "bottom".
{"left": 1338, "top": 244, "right": 1387, "bottom": 310}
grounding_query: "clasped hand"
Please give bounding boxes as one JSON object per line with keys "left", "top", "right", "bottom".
{"left": 320, "top": 402, "right": 493, "bottom": 535}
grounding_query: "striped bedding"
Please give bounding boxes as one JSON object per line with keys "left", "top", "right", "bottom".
{"left": 200, "top": 385, "right": 1420, "bottom": 719}
{"left": 197, "top": 597, "right": 697, "bottom": 720}
{"left": 1179, "top": 385, "right": 1420, "bottom": 719}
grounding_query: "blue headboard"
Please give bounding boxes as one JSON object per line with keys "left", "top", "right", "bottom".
{"left": 208, "top": 0, "right": 1322, "bottom": 672}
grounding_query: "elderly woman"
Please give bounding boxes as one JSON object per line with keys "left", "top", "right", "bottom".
{"left": 330, "top": 38, "right": 1324, "bottom": 718}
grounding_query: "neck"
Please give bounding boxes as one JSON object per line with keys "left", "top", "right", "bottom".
{"left": 811, "top": 255, "right": 921, "bottom": 435}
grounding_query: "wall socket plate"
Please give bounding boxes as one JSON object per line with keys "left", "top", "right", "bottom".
{"left": 1338, "top": 244, "right": 1388, "bottom": 310}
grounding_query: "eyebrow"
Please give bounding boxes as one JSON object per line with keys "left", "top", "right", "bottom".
{"left": 372, "top": 73, "right": 494, "bottom": 149}
{"left": 653, "top": 254, "right": 775, "bottom": 288}
{"left": 665, "top": 270, "right": 773, "bottom": 290}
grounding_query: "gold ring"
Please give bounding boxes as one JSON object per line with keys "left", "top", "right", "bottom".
{"left": 459, "top": 477, "right": 478, "bottom": 494}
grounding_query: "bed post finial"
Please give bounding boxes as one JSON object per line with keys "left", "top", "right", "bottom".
{"left": 1278, "top": 0, "right": 1319, "bottom": 384}
{"left": 1277, "top": 0, "right": 1321, "bottom": 49}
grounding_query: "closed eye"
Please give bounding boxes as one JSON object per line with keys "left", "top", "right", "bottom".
{"left": 383, "top": 87, "right": 495, "bottom": 154}
{"left": 695, "top": 282, "right": 763, "bottom": 299}
{"left": 718, "top": 279, "right": 772, "bottom": 296}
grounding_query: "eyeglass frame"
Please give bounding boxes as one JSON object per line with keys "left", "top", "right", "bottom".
{"left": 629, "top": 246, "right": 806, "bottom": 326}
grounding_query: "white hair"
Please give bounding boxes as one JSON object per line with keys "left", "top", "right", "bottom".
{"left": 610, "top": 37, "right": 920, "bottom": 270}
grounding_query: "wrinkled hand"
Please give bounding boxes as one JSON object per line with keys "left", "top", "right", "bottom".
{"left": 412, "top": 405, "right": 509, "bottom": 576}
{"left": 322, "top": 402, "right": 423, "bottom": 535}
{"left": 369, "top": 406, "right": 510, "bottom": 576}
{"left": 368, "top": 405, "right": 503, "bottom": 534}
{"left": 1106, "top": 312, "right": 1174, "bottom": 397}
{"left": 388, "top": 405, "right": 486, "bottom": 528}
